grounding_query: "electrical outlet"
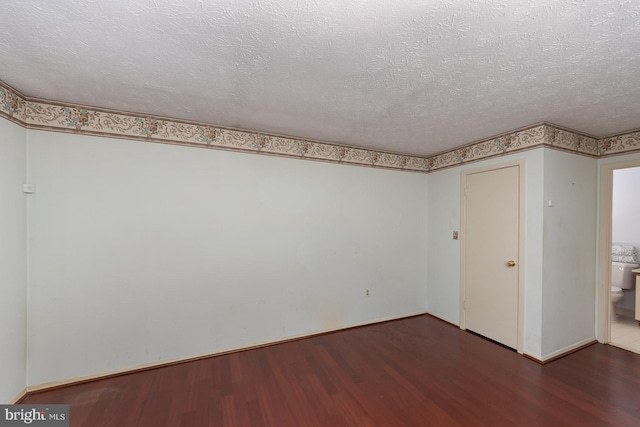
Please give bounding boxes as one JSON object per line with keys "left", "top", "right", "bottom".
{"left": 453, "top": 231, "right": 458, "bottom": 240}
{"left": 366, "top": 289, "right": 370, "bottom": 296}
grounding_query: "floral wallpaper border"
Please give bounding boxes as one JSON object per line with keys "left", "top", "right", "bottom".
{"left": 1, "top": 80, "right": 639, "bottom": 173}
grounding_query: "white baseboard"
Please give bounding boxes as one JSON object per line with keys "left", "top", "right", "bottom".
{"left": 525, "top": 336, "right": 597, "bottom": 364}
{"left": 424, "top": 310, "right": 460, "bottom": 327}
{"left": 8, "top": 388, "right": 27, "bottom": 404}
{"left": 25, "top": 311, "right": 428, "bottom": 394}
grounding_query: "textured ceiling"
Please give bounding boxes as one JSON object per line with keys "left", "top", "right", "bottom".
{"left": 1, "top": 0, "right": 639, "bottom": 156}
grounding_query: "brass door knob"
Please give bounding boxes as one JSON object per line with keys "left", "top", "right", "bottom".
{"left": 507, "top": 260, "right": 516, "bottom": 267}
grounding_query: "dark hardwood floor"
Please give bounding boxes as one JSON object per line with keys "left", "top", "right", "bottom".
{"left": 22, "top": 314, "right": 640, "bottom": 426}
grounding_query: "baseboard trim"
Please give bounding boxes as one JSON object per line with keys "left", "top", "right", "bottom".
{"left": 523, "top": 338, "right": 598, "bottom": 365}
{"left": 522, "top": 353, "right": 544, "bottom": 364}
{"left": 424, "top": 310, "right": 460, "bottom": 328}
{"left": 8, "top": 388, "right": 27, "bottom": 404}
{"left": 19, "top": 311, "right": 428, "bottom": 401}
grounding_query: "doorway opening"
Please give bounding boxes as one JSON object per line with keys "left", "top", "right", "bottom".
{"left": 597, "top": 160, "right": 640, "bottom": 353}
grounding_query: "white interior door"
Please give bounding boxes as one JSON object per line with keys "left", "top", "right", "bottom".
{"left": 463, "top": 164, "right": 520, "bottom": 349}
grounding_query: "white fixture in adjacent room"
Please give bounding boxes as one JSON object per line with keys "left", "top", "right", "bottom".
{"left": 611, "top": 261, "right": 639, "bottom": 318}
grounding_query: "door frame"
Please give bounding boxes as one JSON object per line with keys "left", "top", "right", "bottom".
{"left": 597, "top": 158, "right": 640, "bottom": 343}
{"left": 460, "top": 159, "right": 526, "bottom": 354}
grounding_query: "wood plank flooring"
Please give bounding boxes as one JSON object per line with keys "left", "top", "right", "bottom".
{"left": 21, "top": 315, "right": 640, "bottom": 426}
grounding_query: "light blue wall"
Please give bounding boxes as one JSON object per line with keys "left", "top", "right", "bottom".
{"left": 541, "top": 149, "right": 597, "bottom": 355}
{"left": 0, "top": 118, "right": 27, "bottom": 403}
{"left": 26, "top": 129, "right": 430, "bottom": 385}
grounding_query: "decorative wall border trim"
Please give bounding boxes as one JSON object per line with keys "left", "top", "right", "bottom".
{"left": 1, "top": 80, "right": 639, "bottom": 173}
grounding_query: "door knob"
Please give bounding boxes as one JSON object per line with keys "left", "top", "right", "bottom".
{"left": 507, "top": 260, "right": 516, "bottom": 267}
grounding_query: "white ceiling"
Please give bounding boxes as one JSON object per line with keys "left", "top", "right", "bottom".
{"left": 1, "top": 0, "right": 639, "bottom": 156}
